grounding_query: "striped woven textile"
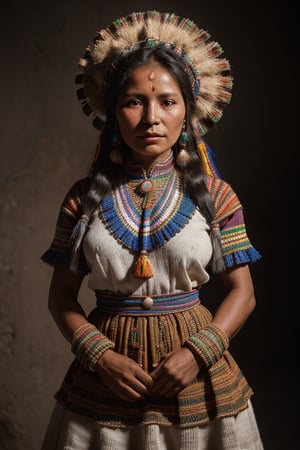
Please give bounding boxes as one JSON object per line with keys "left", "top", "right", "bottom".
{"left": 55, "top": 302, "right": 253, "bottom": 428}
{"left": 41, "top": 175, "right": 261, "bottom": 270}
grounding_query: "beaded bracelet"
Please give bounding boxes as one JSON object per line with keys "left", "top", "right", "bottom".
{"left": 184, "top": 322, "right": 229, "bottom": 370}
{"left": 71, "top": 323, "right": 115, "bottom": 372}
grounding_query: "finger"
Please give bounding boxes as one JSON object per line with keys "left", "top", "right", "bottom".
{"left": 150, "top": 363, "right": 163, "bottom": 380}
{"left": 135, "top": 371, "right": 154, "bottom": 390}
{"left": 152, "top": 378, "right": 177, "bottom": 395}
{"left": 165, "top": 386, "right": 182, "bottom": 397}
{"left": 151, "top": 375, "right": 169, "bottom": 393}
{"left": 129, "top": 378, "right": 151, "bottom": 396}
{"left": 112, "top": 381, "right": 148, "bottom": 402}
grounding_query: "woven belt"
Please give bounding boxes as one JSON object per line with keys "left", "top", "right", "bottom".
{"left": 95, "top": 289, "right": 200, "bottom": 315}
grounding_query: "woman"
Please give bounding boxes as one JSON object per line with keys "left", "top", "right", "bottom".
{"left": 41, "top": 10, "right": 264, "bottom": 450}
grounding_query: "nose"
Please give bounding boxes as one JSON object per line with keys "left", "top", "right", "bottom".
{"left": 142, "top": 102, "right": 160, "bottom": 125}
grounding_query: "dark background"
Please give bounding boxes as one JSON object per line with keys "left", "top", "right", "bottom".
{"left": 0, "top": 1, "right": 296, "bottom": 449}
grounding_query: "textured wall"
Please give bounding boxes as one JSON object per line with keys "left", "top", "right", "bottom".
{"left": 0, "top": 1, "right": 295, "bottom": 449}
{"left": 0, "top": 145, "right": 89, "bottom": 449}
{"left": 0, "top": 2, "right": 99, "bottom": 448}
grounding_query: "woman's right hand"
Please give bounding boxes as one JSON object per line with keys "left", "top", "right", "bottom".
{"left": 95, "top": 350, "right": 153, "bottom": 402}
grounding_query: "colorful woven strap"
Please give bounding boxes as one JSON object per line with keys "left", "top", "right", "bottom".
{"left": 71, "top": 323, "right": 115, "bottom": 371}
{"left": 96, "top": 289, "right": 200, "bottom": 315}
{"left": 184, "top": 322, "right": 229, "bottom": 369}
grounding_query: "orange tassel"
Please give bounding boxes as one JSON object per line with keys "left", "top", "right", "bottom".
{"left": 197, "top": 141, "right": 212, "bottom": 176}
{"left": 134, "top": 251, "right": 154, "bottom": 279}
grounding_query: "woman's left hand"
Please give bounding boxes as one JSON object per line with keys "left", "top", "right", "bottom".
{"left": 149, "top": 348, "right": 200, "bottom": 397}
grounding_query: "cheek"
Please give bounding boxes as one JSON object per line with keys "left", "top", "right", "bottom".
{"left": 168, "top": 105, "right": 185, "bottom": 123}
{"left": 117, "top": 110, "right": 140, "bottom": 131}
{"left": 168, "top": 113, "right": 185, "bottom": 134}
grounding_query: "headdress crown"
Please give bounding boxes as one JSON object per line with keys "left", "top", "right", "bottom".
{"left": 76, "top": 10, "right": 233, "bottom": 135}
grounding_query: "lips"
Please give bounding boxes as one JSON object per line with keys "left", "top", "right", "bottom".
{"left": 138, "top": 133, "right": 164, "bottom": 143}
{"left": 141, "top": 133, "right": 163, "bottom": 138}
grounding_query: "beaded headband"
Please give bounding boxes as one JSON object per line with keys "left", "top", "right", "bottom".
{"left": 109, "top": 37, "right": 201, "bottom": 99}
{"left": 75, "top": 10, "right": 233, "bottom": 136}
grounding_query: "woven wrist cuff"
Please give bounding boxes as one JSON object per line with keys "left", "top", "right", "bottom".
{"left": 71, "top": 323, "right": 115, "bottom": 372}
{"left": 184, "top": 322, "right": 229, "bottom": 370}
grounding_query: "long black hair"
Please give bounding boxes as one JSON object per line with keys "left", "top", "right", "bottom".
{"left": 70, "top": 45, "right": 224, "bottom": 273}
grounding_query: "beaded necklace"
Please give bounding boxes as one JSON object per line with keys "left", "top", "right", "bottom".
{"left": 100, "top": 153, "right": 196, "bottom": 278}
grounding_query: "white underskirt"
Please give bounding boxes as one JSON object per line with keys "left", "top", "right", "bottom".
{"left": 41, "top": 400, "right": 264, "bottom": 450}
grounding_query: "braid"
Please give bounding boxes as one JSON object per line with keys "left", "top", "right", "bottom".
{"left": 175, "top": 130, "right": 225, "bottom": 273}
{"left": 69, "top": 132, "right": 120, "bottom": 271}
{"left": 70, "top": 133, "right": 224, "bottom": 273}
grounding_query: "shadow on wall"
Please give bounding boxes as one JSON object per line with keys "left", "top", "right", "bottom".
{"left": 0, "top": 132, "right": 95, "bottom": 450}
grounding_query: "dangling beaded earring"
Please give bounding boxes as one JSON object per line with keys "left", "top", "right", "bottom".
{"left": 109, "top": 129, "right": 123, "bottom": 165}
{"left": 176, "top": 120, "right": 190, "bottom": 167}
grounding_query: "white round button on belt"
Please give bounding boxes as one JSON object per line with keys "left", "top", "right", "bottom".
{"left": 142, "top": 296, "right": 153, "bottom": 310}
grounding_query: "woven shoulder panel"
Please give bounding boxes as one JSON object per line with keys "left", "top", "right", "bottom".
{"left": 206, "top": 176, "right": 241, "bottom": 222}
{"left": 61, "top": 177, "right": 90, "bottom": 220}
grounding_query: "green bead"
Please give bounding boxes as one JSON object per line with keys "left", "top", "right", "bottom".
{"left": 180, "top": 132, "right": 188, "bottom": 144}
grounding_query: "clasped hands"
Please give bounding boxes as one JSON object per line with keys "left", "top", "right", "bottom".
{"left": 95, "top": 348, "right": 200, "bottom": 402}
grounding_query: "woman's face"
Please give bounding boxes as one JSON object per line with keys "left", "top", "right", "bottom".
{"left": 115, "top": 61, "right": 186, "bottom": 170}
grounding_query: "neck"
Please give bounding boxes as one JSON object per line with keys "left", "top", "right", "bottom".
{"left": 127, "top": 149, "right": 173, "bottom": 173}
{"left": 125, "top": 151, "right": 174, "bottom": 179}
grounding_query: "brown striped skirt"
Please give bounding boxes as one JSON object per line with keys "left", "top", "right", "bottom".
{"left": 55, "top": 299, "right": 253, "bottom": 429}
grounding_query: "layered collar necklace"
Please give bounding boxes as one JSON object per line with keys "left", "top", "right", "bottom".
{"left": 100, "top": 152, "right": 196, "bottom": 279}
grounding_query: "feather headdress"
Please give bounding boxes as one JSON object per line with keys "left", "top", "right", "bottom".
{"left": 76, "top": 10, "right": 233, "bottom": 136}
